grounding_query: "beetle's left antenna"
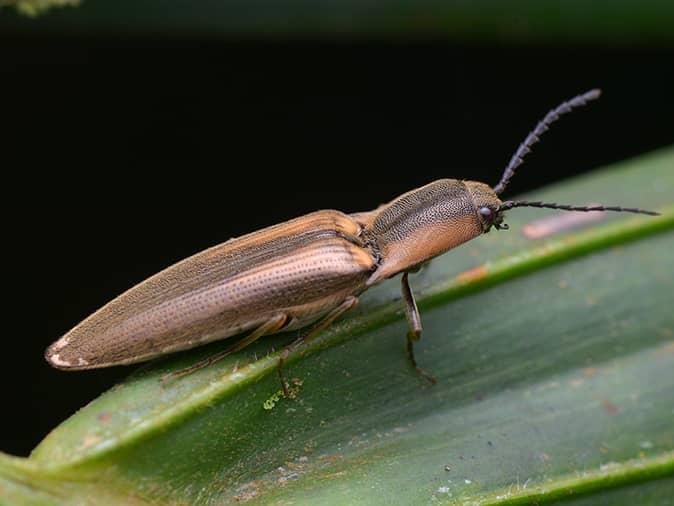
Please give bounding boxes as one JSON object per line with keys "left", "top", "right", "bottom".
{"left": 493, "top": 89, "right": 602, "bottom": 195}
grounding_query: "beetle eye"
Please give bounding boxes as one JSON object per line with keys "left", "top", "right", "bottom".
{"left": 479, "top": 207, "right": 493, "bottom": 220}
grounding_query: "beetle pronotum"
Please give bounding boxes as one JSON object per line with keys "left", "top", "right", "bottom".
{"left": 46, "top": 90, "right": 658, "bottom": 393}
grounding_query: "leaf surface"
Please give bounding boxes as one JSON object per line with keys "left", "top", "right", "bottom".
{"left": 3, "top": 148, "right": 673, "bottom": 505}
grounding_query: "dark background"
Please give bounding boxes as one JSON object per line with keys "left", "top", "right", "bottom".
{"left": 2, "top": 31, "right": 673, "bottom": 456}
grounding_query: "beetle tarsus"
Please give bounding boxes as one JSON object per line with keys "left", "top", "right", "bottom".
{"left": 406, "top": 337, "right": 437, "bottom": 385}
{"left": 277, "top": 360, "right": 290, "bottom": 397}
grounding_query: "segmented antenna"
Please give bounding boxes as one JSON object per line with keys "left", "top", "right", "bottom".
{"left": 493, "top": 89, "right": 602, "bottom": 195}
{"left": 498, "top": 200, "right": 659, "bottom": 216}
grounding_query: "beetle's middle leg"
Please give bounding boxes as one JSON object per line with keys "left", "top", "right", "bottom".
{"left": 162, "top": 313, "right": 288, "bottom": 383}
{"left": 401, "top": 272, "right": 437, "bottom": 385}
{"left": 277, "top": 296, "right": 358, "bottom": 396}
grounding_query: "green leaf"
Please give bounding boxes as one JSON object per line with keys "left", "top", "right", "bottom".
{"left": 2, "top": 147, "right": 673, "bottom": 505}
{"left": 0, "top": 0, "right": 79, "bottom": 16}
{"left": 1, "top": 0, "right": 673, "bottom": 46}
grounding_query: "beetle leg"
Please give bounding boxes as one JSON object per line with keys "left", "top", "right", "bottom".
{"left": 278, "top": 296, "right": 358, "bottom": 396}
{"left": 401, "top": 272, "right": 437, "bottom": 385}
{"left": 406, "top": 260, "right": 432, "bottom": 283}
{"left": 406, "top": 260, "right": 431, "bottom": 274}
{"left": 162, "top": 313, "right": 289, "bottom": 383}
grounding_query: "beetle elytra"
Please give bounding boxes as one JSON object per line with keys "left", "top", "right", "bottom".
{"left": 46, "top": 89, "right": 659, "bottom": 393}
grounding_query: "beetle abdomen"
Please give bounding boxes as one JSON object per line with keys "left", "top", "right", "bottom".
{"left": 46, "top": 211, "right": 376, "bottom": 369}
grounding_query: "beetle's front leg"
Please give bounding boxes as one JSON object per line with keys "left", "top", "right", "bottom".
{"left": 401, "top": 272, "right": 437, "bottom": 385}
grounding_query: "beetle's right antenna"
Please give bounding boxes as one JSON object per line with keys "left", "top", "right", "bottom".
{"left": 493, "top": 89, "right": 602, "bottom": 195}
{"left": 497, "top": 200, "right": 659, "bottom": 216}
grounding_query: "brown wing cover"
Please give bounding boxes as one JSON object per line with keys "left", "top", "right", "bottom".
{"left": 47, "top": 211, "right": 376, "bottom": 368}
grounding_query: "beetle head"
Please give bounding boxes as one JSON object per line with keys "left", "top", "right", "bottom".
{"left": 465, "top": 181, "right": 508, "bottom": 233}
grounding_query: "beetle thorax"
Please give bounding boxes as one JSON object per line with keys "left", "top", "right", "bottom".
{"left": 365, "top": 179, "right": 487, "bottom": 284}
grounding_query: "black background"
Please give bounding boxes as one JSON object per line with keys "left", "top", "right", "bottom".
{"left": 2, "top": 33, "right": 673, "bottom": 456}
